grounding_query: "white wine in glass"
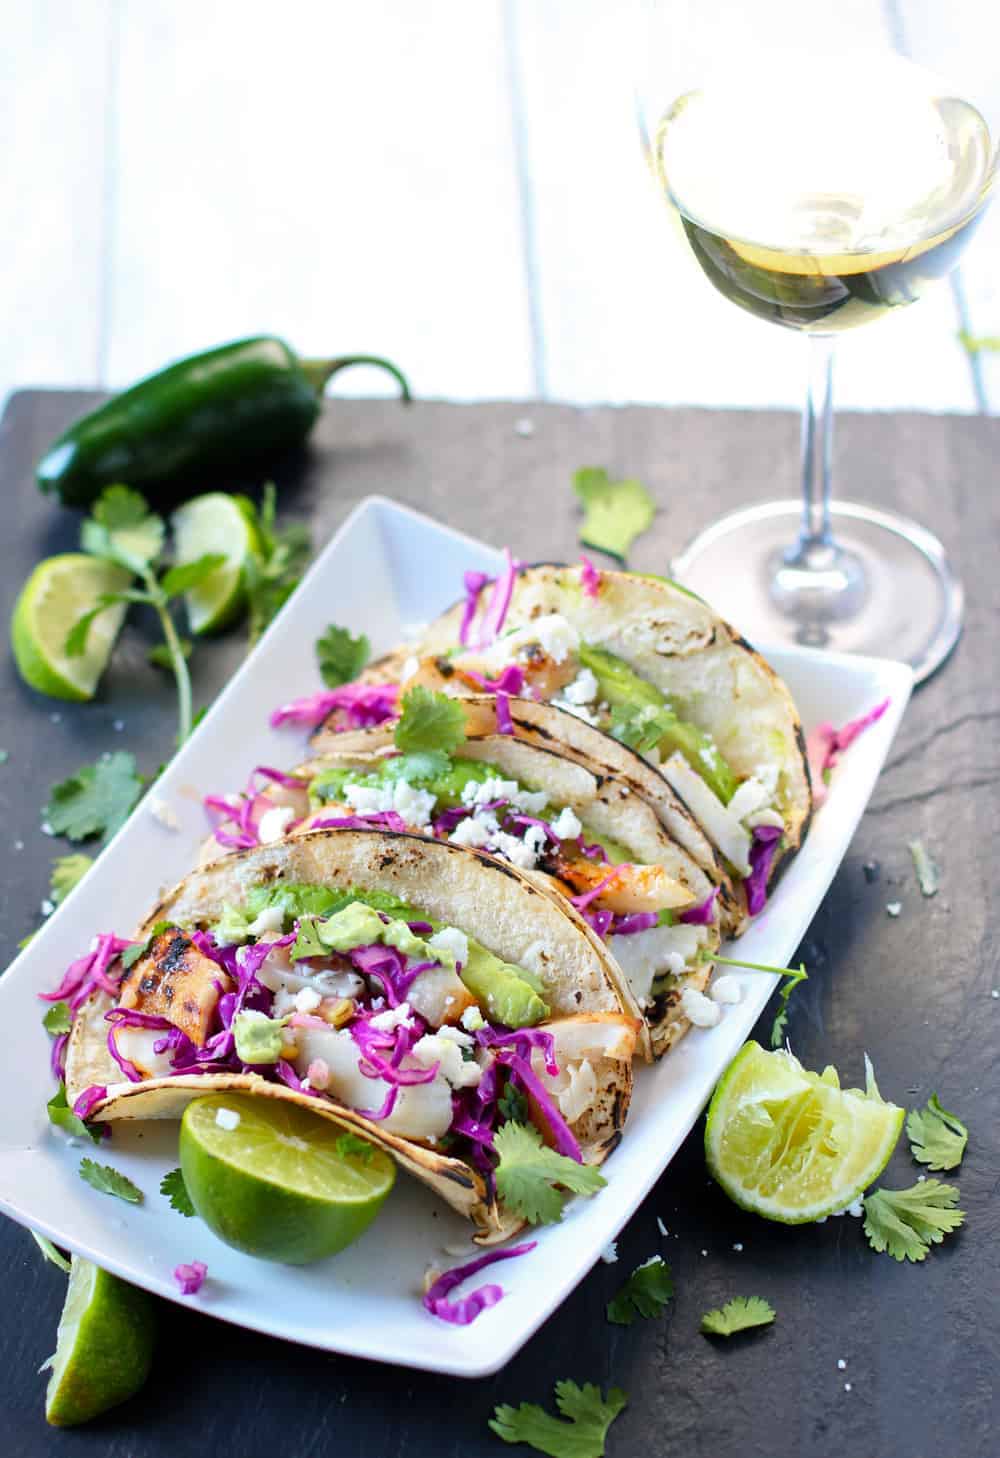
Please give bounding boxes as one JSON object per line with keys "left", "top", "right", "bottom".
{"left": 636, "top": 4, "right": 998, "bottom": 680}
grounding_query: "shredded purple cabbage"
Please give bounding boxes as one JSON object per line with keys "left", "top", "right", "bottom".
{"left": 569, "top": 868, "right": 625, "bottom": 913}
{"left": 497, "top": 1050, "right": 582, "bottom": 1161}
{"left": 309, "top": 812, "right": 409, "bottom": 833}
{"left": 50, "top": 1032, "right": 69, "bottom": 1082}
{"left": 173, "top": 1260, "right": 208, "bottom": 1296}
{"left": 461, "top": 664, "right": 526, "bottom": 696}
{"left": 269, "top": 681, "right": 400, "bottom": 731}
{"left": 678, "top": 887, "right": 719, "bottom": 926}
{"left": 608, "top": 911, "right": 659, "bottom": 936}
{"left": 72, "top": 1085, "right": 107, "bottom": 1120}
{"left": 745, "top": 826, "right": 783, "bottom": 917}
{"left": 423, "top": 1241, "right": 537, "bottom": 1325}
{"left": 495, "top": 691, "right": 514, "bottom": 735}
{"left": 459, "top": 570, "right": 492, "bottom": 647}
{"left": 806, "top": 697, "right": 891, "bottom": 808}
{"left": 40, "top": 933, "right": 135, "bottom": 1015}
{"left": 580, "top": 555, "right": 601, "bottom": 598}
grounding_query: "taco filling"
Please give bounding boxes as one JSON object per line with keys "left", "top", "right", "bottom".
{"left": 68, "top": 879, "right": 637, "bottom": 1194}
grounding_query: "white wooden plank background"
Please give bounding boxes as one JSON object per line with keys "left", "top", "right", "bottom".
{"left": 0, "top": 0, "right": 996, "bottom": 414}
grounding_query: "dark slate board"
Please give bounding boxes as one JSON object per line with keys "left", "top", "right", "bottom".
{"left": 1, "top": 390, "right": 998, "bottom": 1457}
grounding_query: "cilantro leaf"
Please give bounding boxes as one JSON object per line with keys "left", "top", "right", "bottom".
{"left": 863, "top": 1180, "right": 965, "bottom": 1262}
{"left": 394, "top": 685, "right": 466, "bottom": 755}
{"left": 610, "top": 703, "right": 674, "bottom": 754}
{"left": 906, "top": 1094, "right": 967, "bottom": 1171}
{"left": 490, "top": 1380, "right": 627, "bottom": 1458}
{"left": 572, "top": 467, "right": 655, "bottom": 562}
{"left": 160, "top": 1167, "right": 195, "bottom": 1217}
{"left": 93, "top": 484, "right": 150, "bottom": 528}
{"left": 316, "top": 624, "right": 370, "bottom": 688}
{"left": 240, "top": 485, "right": 312, "bottom": 644}
{"left": 700, "top": 1295, "right": 776, "bottom": 1337}
{"left": 82, "top": 486, "right": 165, "bottom": 573}
{"left": 42, "top": 1002, "right": 72, "bottom": 1035}
{"left": 160, "top": 553, "right": 228, "bottom": 599}
{"left": 47, "top": 1084, "right": 102, "bottom": 1144}
{"left": 79, "top": 1158, "right": 143, "bottom": 1205}
{"left": 493, "top": 1122, "right": 606, "bottom": 1225}
{"left": 49, "top": 852, "right": 93, "bottom": 906}
{"left": 44, "top": 752, "right": 144, "bottom": 843}
{"left": 606, "top": 1256, "right": 673, "bottom": 1326}
{"left": 497, "top": 1080, "right": 530, "bottom": 1126}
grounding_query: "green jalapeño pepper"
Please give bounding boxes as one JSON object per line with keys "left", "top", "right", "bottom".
{"left": 37, "top": 336, "right": 411, "bottom": 508}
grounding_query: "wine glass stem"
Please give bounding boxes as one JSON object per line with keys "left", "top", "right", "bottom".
{"left": 797, "top": 333, "right": 835, "bottom": 552}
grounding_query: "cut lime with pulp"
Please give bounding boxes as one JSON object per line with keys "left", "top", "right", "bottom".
{"left": 170, "top": 493, "right": 260, "bottom": 635}
{"left": 705, "top": 1041, "right": 904, "bottom": 1224}
{"left": 179, "top": 1093, "right": 395, "bottom": 1264}
{"left": 11, "top": 554, "right": 132, "bottom": 701}
{"left": 44, "top": 1257, "right": 155, "bottom": 1427}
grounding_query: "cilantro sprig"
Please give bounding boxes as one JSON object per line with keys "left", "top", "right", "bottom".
{"left": 42, "top": 1002, "right": 72, "bottom": 1035}
{"left": 862, "top": 1180, "right": 964, "bottom": 1262}
{"left": 710, "top": 954, "right": 808, "bottom": 1046}
{"left": 906, "top": 1094, "right": 967, "bottom": 1172}
{"left": 700, "top": 1295, "right": 776, "bottom": 1337}
{"left": 43, "top": 751, "right": 144, "bottom": 844}
{"left": 394, "top": 685, "right": 467, "bottom": 755}
{"left": 606, "top": 1256, "right": 673, "bottom": 1326}
{"left": 79, "top": 1158, "right": 144, "bottom": 1205}
{"left": 47, "top": 1084, "right": 102, "bottom": 1144}
{"left": 240, "top": 484, "right": 311, "bottom": 645}
{"left": 71, "top": 486, "right": 223, "bottom": 744}
{"left": 490, "top": 1380, "right": 627, "bottom": 1458}
{"left": 316, "top": 624, "right": 370, "bottom": 688}
{"left": 572, "top": 467, "right": 655, "bottom": 562}
{"left": 493, "top": 1122, "right": 606, "bottom": 1225}
{"left": 160, "top": 1167, "right": 195, "bottom": 1217}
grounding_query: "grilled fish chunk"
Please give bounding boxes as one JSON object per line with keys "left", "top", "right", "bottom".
{"left": 118, "top": 929, "right": 232, "bottom": 1046}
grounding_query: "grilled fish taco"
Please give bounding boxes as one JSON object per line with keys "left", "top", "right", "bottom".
{"left": 265, "top": 697, "right": 722, "bottom": 1057}
{"left": 63, "top": 830, "right": 638, "bottom": 1242}
{"left": 326, "top": 561, "right": 812, "bottom": 926}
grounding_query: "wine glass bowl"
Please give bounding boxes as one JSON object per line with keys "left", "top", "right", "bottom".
{"left": 635, "top": 3, "right": 997, "bottom": 680}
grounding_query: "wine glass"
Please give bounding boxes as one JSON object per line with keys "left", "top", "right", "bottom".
{"left": 635, "top": 0, "right": 997, "bottom": 681}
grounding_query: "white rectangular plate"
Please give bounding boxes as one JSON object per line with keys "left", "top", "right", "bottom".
{"left": 0, "top": 496, "right": 913, "bottom": 1376}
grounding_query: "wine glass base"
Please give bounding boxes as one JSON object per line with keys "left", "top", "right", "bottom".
{"left": 671, "top": 500, "right": 963, "bottom": 684}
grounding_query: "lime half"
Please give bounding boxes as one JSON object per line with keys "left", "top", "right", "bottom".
{"left": 11, "top": 554, "right": 132, "bottom": 701}
{"left": 705, "top": 1042, "right": 904, "bottom": 1224}
{"left": 171, "top": 493, "right": 260, "bottom": 635}
{"left": 179, "top": 1093, "right": 395, "bottom": 1264}
{"left": 44, "top": 1257, "right": 155, "bottom": 1427}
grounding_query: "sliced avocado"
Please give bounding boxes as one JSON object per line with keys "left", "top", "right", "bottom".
{"left": 459, "top": 941, "right": 549, "bottom": 1027}
{"left": 309, "top": 756, "right": 496, "bottom": 810}
{"left": 578, "top": 642, "right": 739, "bottom": 804}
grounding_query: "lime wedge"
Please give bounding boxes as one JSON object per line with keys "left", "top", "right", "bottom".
{"left": 705, "top": 1042, "right": 903, "bottom": 1224}
{"left": 170, "top": 493, "right": 259, "bottom": 635}
{"left": 11, "top": 554, "right": 132, "bottom": 701}
{"left": 44, "top": 1257, "right": 155, "bottom": 1427}
{"left": 179, "top": 1093, "right": 395, "bottom": 1264}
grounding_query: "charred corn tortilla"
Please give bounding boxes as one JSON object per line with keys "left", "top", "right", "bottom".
{"left": 65, "top": 830, "right": 637, "bottom": 1242}
{"left": 297, "top": 695, "right": 720, "bottom": 1055}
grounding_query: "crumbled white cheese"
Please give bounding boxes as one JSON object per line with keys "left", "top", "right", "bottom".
{"left": 600, "top": 1240, "right": 619, "bottom": 1264}
{"left": 449, "top": 815, "right": 492, "bottom": 849}
{"left": 514, "top": 417, "right": 535, "bottom": 438}
{"left": 41, "top": 899, "right": 55, "bottom": 917}
{"left": 550, "top": 806, "right": 583, "bottom": 841}
{"left": 215, "top": 1107, "right": 241, "bottom": 1131}
{"left": 732, "top": 1242, "right": 743, "bottom": 1252}
{"left": 344, "top": 783, "right": 392, "bottom": 815}
{"left": 411, "top": 1033, "right": 482, "bottom": 1088}
{"left": 390, "top": 780, "right": 437, "bottom": 827}
{"left": 837, "top": 1359, "right": 847, "bottom": 1371}
{"left": 294, "top": 987, "right": 322, "bottom": 1014}
{"left": 561, "top": 668, "right": 599, "bottom": 706}
{"left": 523, "top": 824, "right": 550, "bottom": 858}
{"left": 556, "top": 1059, "right": 597, "bottom": 1123}
{"left": 551, "top": 697, "right": 600, "bottom": 726}
{"left": 428, "top": 926, "right": 469, "bottom": 968}
{"left": 460, "top": 1005, "right": 485, "bottom": 1031}
{"left": 257, "top": 805, "right": 295, "bottom": 844}
{"left": 149, "top": 796, "right": 181, "bottom": 831}
{"left": 247, "top": 905, "right": 286, "bottom": 937}
{"left": 886, "top": 901, "right": 902, "bottom": 918}
{"left": 608, "top": 923, "right": 705, "bottom": 1008}
{"left": 515, "top": 788, "right": 549, "bottom": 815}
{"left": 679, "top": 986, "right": 722, "bottom": 1028}
{"left": 488, "top": 829, "right": 540, "bottom": 871}
{"left": 462, "top": 776, "right": 545, "bottom": 814}
{"left": 369, "top": 1002, "right": 413, "bottom": 1031}
{"left": 709, "top": 975, "right": 742, "bottom": 1005}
